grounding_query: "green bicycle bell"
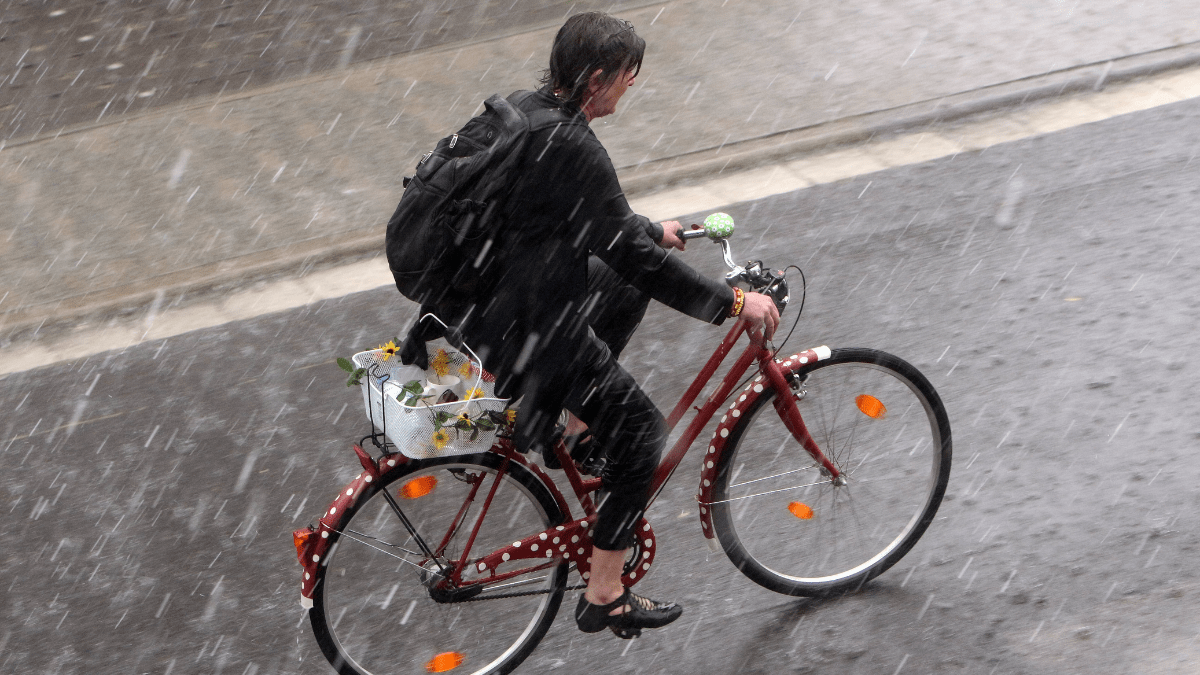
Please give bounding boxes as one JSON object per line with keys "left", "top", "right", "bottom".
{"left": 703, "top": 212, "right": 735, "bottom": 240}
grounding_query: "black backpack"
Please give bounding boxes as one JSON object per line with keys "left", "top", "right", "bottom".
{"left": 385, "top": 91, "right": 574, "bottom": 312}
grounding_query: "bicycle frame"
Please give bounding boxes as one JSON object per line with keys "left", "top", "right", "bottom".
{"left": 295, "top": 316, "right": 839, "bottom": 606}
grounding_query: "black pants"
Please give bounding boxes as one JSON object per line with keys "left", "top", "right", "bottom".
{"left": 563, "top": 258, "right": 664, "bottom": 551}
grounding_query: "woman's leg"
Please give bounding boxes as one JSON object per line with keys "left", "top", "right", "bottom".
{"left": 559, "top": 255, "right": 651, "bottom": 439}
{"left": 584, "top": 548, "right": 628, "bottom": 608}
{"left": 564, "top": 342, "right": 681, "bottom": 629}
{"left": 584, "top": 256, "right": 651, "bottom": 360}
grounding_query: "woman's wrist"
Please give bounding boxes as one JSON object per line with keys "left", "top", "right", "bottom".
{"left": 729, "top": 287, "right": 745, "bottom": 318}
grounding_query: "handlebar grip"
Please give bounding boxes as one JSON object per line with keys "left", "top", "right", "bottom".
{"left": 680, "top": 228, "right": 708, "bottom": 240}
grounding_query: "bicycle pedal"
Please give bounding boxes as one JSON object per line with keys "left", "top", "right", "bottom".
{"left": 609, "top": 626, "right": 641, "bottom": 640}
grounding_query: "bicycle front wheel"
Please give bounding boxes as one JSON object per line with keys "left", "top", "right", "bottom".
{"left": 711, "top": 348, "right": 951, "bottom": 596}
{"left": 310, "top": 452, "right": 568, "bottom": 675}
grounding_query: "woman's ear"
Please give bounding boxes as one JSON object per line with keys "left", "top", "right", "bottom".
{"left": 587, "top": 68, "right": 606, "bottom": 91}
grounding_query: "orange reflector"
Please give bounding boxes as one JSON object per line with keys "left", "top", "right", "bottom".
{"left": 788, "top": 502, "right": 814, "bottom": 519}
{"left": 855, "top": 394, "right": 886, "bottom": 419}
{"left": 401, "top": 475, "right": 438, "bottom": 499}
{"left": 292, "top": 527, "right": 314, "bottom": 565}
{"left": 426, "top": 652, "right": 465, "bottom": 672}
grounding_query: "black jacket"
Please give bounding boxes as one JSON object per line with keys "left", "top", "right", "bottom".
{"left": 439, "top": 88, "right": 735, "bottom": 449}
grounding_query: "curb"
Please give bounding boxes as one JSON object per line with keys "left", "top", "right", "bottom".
{"left": 5, "top": 40, "right": 1200, "bottom": 345}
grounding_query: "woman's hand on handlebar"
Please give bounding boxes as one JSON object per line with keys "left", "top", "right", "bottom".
{"left": 740, "top": 291, "right": 780, "bottom": 342}
{"left": 658, "top": 221, "right": 687, "bottom": 251}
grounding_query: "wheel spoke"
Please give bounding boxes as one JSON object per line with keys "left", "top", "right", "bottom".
{"left": 335, "top": 529, "right": 432, "bottom": 571}
{"left": 728, "top": 464, "right": 820, "bottom": 489}
{"left": 705, "top": 477, "right": 832, "bottom": 505}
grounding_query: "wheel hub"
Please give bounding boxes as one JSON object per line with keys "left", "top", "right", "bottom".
{"left": 420, "top": 564, "right": 484, "bottom": 604}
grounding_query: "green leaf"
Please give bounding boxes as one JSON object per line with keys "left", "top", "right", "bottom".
{"left": 469, "top": 427, "right": 480, "bottom": 442}
{"left": 346, "top": 375, "right": 362, "bottom": 387}
{"left": 402, "top": 380, "right": 424, "bottom": 395}
{"left": 336, "top": 357, "right": 355, "bottom": 373}
{"left": 434, "top": 411, "right": 454, "bottom": 425}
{"left": 474, "top": 418, "right": 496, "bottom": 431}
{"left": 454, "top": 419, "right": 474, "bottom": 431}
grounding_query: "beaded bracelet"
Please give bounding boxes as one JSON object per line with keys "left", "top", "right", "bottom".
{"left": 729, "top": 287, "right": 745, "bottom": 318}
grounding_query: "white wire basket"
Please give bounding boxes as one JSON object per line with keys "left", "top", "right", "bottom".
{"left": 353, "top": 339, "right": 509, "bottom": 459}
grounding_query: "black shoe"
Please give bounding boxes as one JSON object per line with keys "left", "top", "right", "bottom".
{"left": 574, "top": 588, "right": 683, "bottom": 639}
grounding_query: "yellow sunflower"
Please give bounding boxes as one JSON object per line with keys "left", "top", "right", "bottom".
{"left": 378, "top": 340, "right": 399, "bottom": 361}
{"left": 459, "top": 362, "right": 475, "bottom": 379}
{"left": 456, "top": 412, "right": 473, "bottom": 427}
{"left": 506, "top": 409, "right": 517, "bottom": 424}
{"left": 431, "top": 349, "right": 452, "bottom": 378}
{"left": 431, "top": 428, "right": 451, "bottom": 450}
{"left": 464, "top": 387, "right": 487, "bottom": 400}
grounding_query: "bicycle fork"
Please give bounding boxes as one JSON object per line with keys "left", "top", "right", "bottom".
{"left": 760, "top": 353, "right": 842, "bottom": 483}
{"left": 694, "top": 345, "right": 838, "bottom": 549}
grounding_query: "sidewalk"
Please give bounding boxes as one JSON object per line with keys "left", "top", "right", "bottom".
{"left": 2, "top": 0, "right": 1200, "bottom": 356}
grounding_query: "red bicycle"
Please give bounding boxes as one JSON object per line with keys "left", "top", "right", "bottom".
{"left": 293, "top": 216, "right": 952, "bottom": 675}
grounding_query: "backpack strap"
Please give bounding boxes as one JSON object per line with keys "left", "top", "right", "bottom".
{"left": 526, "top": 107, "right": 582, "bottom": 133}
{"left": 506, "top": 89, "right": 586, "bottom": 133}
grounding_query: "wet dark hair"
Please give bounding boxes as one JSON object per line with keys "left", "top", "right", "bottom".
{"left": 540, "top": 12, "right": 645, "bottom": 109}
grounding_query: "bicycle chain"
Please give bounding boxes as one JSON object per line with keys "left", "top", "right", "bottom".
{"left": 463, "top": 583, "right": 586, "bottom": 602}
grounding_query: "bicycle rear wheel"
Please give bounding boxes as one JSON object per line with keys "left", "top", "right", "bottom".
{"left": 711, "top": 348, "right": 951, "bottom": 596}
{"left": 310, "top": 452, "right": 567, "bottom": 675}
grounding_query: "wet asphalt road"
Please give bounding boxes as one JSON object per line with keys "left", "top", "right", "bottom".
{"left": 5, "top": 98, "right": 1200, "bottom": 673}
{"left": 0, "top": 0, "right": 641, "bottom": 141}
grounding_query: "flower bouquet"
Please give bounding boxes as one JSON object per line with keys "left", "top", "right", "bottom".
{"left": 340, "top": 337, "right": 510, "bottom": 459}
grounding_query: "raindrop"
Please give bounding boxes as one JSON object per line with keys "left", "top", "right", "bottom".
{"left": 168, "top": 149, "right": 191, "bottom": 189}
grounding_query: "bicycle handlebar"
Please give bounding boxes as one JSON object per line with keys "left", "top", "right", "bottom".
{"left": 682, "top": 213, "right": 791, "bottom": 312}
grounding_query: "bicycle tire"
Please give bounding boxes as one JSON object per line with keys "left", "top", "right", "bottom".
{"left": 710, "top": 348, "right": 951, "bottom": 597}
{"left": 310, "top": 452, "right": 567, "bottom": 675}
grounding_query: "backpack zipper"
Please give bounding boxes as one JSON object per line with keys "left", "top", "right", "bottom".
{"left": 449, "top": 133, "right": 459, "bottom": 149}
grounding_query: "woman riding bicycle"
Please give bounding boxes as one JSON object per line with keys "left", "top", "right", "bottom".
{"left": 405, "top": 11, "right": 779, "bottom": 637}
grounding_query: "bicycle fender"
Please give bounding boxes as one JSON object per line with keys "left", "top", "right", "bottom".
{"left": 696, "top": 346, "right": 832, "bottom": 548}
{"left": 296, "top": 450, "right": 417, "bottom": 608}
